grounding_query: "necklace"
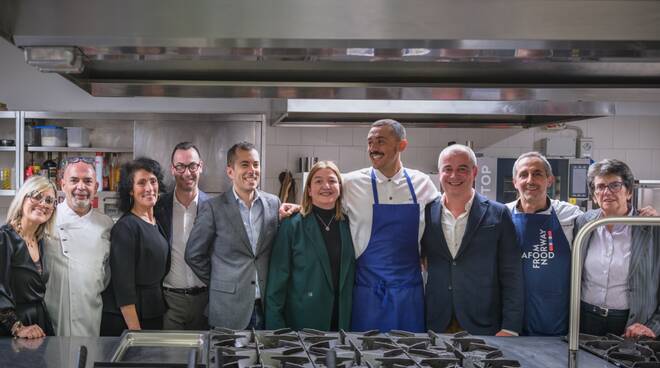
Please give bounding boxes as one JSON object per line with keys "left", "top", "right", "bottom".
{"left": 14, "top": 224, "right": 37, "bottom": 247}
{"left": 315, "top": 212, "right": 334, "bottom": 231}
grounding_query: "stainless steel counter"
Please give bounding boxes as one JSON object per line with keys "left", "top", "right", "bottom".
{"left": 0, "top": 335, "right": 618, "bottom": 368}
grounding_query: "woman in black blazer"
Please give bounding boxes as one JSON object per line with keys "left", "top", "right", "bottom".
{"left": 101, "top": 158, "right": 169, "bottom": 336}
{"left": 0, "top": 175, "right": 58, "bottom": 338}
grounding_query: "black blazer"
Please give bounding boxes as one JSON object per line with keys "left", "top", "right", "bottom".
{"left": 422, "top": 193, "right": 524, "bottom": 335}
{"left": 0, "top": 224, "right": 53, "bottom": 336}
{"left": 154, "top": 190, "right": 210, "bottom": 244}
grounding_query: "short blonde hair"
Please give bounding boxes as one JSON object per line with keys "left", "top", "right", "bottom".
{"left": 6, "top": 175, "right": 57, "bottom": 240}
{"left": 300, "top": 161, "right": 344, "bottom": 220}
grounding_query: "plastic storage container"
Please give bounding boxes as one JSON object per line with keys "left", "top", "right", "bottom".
{"left": 25, "top": 125, "right": 40, "bottom": 146}
{"left": 65, "top": 127, "right": 91, "bottom": 148}
{"left": 37, "top": 126, "right": 67, "bottom": 147}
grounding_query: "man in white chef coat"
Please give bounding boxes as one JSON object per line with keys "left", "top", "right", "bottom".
{"left": 344, "top": 119, "right": 439, "bottom": 332}
{"left": 44, "top": 157, "right": 114, "bottom": 336}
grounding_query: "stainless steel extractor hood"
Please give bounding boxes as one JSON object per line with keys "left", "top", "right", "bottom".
{"left": 3, "top": 0, "right": 660, "bottom": 125}
{"left": 271, "top": 99, "right": 615, "bottom": 127}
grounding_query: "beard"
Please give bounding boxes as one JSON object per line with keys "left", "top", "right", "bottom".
{"left": 72, "top": 197, "right": 91, "bottom": 209}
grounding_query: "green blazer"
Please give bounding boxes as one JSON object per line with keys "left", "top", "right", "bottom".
{"left": 265, "top": 212, "right": 355, "bottom": 331}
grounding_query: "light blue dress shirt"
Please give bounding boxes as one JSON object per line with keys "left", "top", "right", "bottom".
{"left": 232, "top": 188, "right": 264, "bottom": 299}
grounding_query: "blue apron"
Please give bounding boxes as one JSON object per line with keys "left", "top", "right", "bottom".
{"left": 351, "top": 169, "right": 425, "bottom": 332}
{"left": 512, "top": 206, "right": 570, "bottom": 336}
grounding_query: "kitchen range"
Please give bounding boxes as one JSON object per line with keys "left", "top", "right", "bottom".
{"left": 0, "top": 328, "right": 633, "bottom": 368}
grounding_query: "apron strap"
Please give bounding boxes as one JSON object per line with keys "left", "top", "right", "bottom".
{"left": 403, "top": 170, "right": 417, "bottom": 204}
{"left": 371, "top": 169, "right": 418, "bottom": 205}
{"left": 370, "top": 169, "right": 380, "bottom": 204}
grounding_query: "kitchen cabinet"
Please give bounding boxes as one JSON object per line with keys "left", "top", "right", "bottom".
{"left": 0, "top": 111, "right": 22, "bottom": 195}
{"left": 2, "top": 112, "right": 266, "bottom": 194}
{"left": 22, "top": 112, "right": 135, "bottom": 192}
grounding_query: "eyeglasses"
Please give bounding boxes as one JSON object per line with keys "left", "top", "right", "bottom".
{"left": 594, "top": 181, "right": 625, "bottom": 194}
{"left": 27, "top": 191, "right": 57, "bottom": 208}
{"left": 173, "top": 162, "right": 201, "bottom": 174}
{"left": 60, "top": 156, "right": 95, "bottom": 168}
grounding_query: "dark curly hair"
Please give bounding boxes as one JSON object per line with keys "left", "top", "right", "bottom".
{"left": 117, "top": 157, "right": 165, "bottom": 213}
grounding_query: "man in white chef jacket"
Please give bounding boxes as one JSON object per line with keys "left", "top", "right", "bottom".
{"left": 44, "top": 157, "right": 114, "bottom": 336}
{"left": 343, "top": 119, "right": 439, "bottom": 332}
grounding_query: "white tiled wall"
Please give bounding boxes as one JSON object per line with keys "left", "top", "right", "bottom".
{"left": 263, "top": 116, "right": 660, "bottom": 194}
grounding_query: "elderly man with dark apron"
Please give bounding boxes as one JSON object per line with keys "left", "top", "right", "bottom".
{"left": 351, "top": 169, "right": 425, "bottom": 332}
{"left": 506, "top": 151, "right": 582, "bottom": 336}
{"left": 511, "top": 207, "right": 571, "bottom": 336}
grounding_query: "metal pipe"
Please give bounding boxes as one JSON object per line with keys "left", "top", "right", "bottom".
{"left": 568, "top": 216, "right": 660, "bottom": 368}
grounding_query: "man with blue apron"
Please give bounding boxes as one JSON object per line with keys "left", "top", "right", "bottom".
{"left": 342, "top": 119, "right": 439, "bottom": 333}
{"left": 351, "top": 169, "right": 425, "bottom": 332}
{"left": 507, "top": 152, "right": 583, "bottom": 336}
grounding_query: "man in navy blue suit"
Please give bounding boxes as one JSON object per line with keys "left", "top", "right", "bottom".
{"left": 422, "top": 144, "right": 523, "bottom": 336}
{"left": 155, "top": 142, "right": 210, "bottom": 330}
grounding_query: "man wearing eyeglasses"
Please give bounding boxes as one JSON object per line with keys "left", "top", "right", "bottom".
{"left": 44, "top": 156, "right": 115, "bottom": 336}
{"left": 154, "top": 142, "right": 210, "bottom": 330}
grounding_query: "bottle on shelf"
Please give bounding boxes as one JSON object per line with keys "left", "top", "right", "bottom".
{"left": 109, "top": 153, "right": 120, "bottom": 191}
{"left": 102, "top": 153, "right": 110, "bottom": 191}
{"left": 55, "top": 152, "right": 63, "bottom": 190}
{"left": 0, "top": 168, "right": 11, "bottom": 190}
{"left": 43, "top": 152, "right": 58, "bottom": 186}
{"left": 24, "top": 152, "right": 35, "bottom": 180}
{"left": 95, "top": 152, "right": 104, "bottom": 192}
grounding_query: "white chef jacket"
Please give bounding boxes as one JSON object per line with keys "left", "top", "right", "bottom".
{"left": 44, "top": 202, "right": 114, "bottom": 337}
{"left": 342, "top": 167, "right": 439, "bottom": 258}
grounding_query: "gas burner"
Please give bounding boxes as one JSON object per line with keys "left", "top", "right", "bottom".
{"left": 209, "top": 347, "right": 255, "bottom": 368}
{"left": 639, "top": 341, "right": 660, "bottom": 361}
{"left": 262, "top": 346, "right": 309, "bottom": 368}
{"left": 577, "top": 333, "right": 660, "bottom": 368}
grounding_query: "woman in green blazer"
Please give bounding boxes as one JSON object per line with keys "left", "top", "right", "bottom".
{"left": 266, "top": 161, "right": 355, "bottom": 331}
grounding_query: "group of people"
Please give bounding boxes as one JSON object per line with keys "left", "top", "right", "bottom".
{"left": 1, "top": 118, "right": 659, "bottom": 341}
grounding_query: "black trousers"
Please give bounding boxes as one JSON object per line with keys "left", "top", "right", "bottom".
{"left": 100, "top": 312, "right": 163, "bottom": 336}
{"left": 579, "top": 301, "right": 629, "bottom": 336}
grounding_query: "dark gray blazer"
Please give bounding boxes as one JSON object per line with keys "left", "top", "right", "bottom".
{"left": 185, "top": 190, "right": 280, "bottom": 329}
{"left": 575, "top": 209, "right": 660, "bottom": 335}
{"left": 422, "top": 192, "right": 524, "bottom": 335}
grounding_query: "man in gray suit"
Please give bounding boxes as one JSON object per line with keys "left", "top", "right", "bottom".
{"left": 185, "top": 141, "right": 281, "bottom": 330}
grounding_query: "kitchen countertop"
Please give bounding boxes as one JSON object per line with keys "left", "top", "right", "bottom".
{"left": 0, "top": 334, "right": 618, "bottom": 368}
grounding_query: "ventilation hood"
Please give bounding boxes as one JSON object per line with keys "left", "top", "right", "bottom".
{"left": 271, "top": 99, "right": 614, "bottom": 127}
{"left": 4, "top": 0, "right": 660, "bottom": 126}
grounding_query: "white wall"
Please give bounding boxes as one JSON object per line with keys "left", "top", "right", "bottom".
{"left": 262, "top": 117, "right": 660, "bottom": 194}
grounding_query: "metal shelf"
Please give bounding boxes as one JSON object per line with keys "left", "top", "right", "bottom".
{"left": 0, "top": 189, "right": 16, "bottom": 196}
{"left": 27, "top": 146, "right": 133, "bottom": 153}
{"left": 0, "top": 146, "right": 16, "bottom": 152}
